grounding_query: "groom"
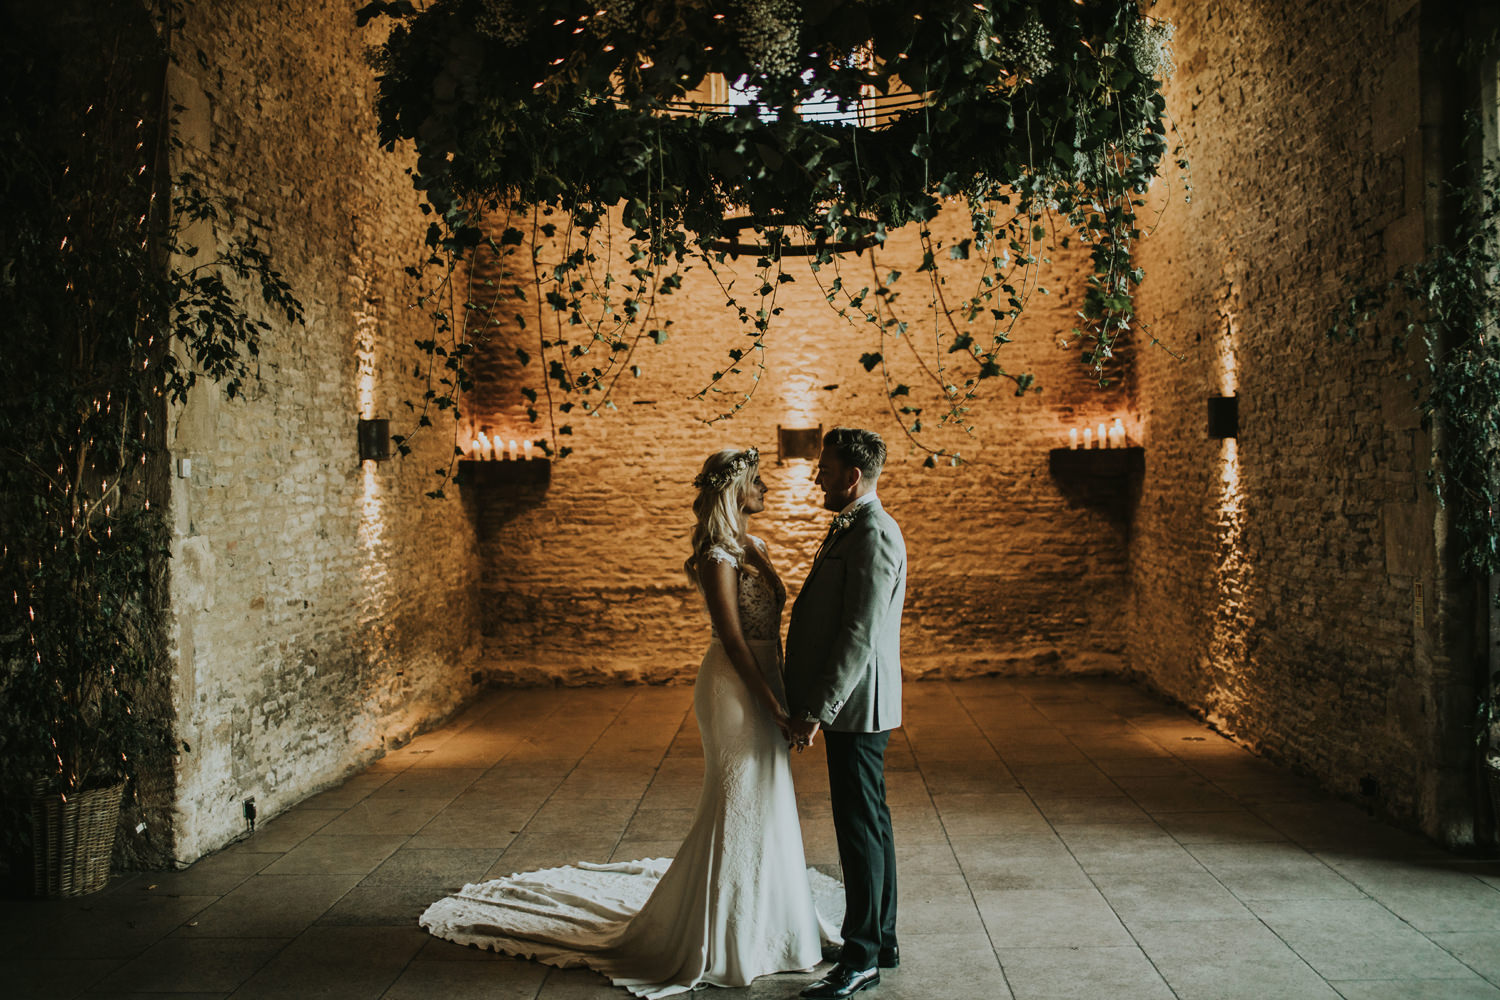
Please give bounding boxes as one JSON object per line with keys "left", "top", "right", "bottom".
{"left": 785, "top": 427, "right": 907, "bottom": 1000}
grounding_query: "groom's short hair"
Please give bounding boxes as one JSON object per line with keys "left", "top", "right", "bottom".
{"left": 824, "top": 427, "right": 886, "bottom": 479}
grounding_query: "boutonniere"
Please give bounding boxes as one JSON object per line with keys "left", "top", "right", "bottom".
{"left": 830, "top": 503, "right": 873, "bottom": 534}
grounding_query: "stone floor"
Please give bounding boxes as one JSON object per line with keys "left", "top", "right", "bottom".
{"left": 4, "top": 676, "right": 1500, "bottom": 1000}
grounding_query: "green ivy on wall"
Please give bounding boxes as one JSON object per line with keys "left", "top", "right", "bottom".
{"left": 1331, "top": 147, "right": 1500, "bottom": 773}
{"left": 1332, "top": 155, "right": 1500, "bottom": 578}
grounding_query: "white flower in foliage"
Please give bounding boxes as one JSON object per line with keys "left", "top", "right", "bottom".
{"left": 999, "top": 9, "right": 1055, "bottom": 80}
{"left": 1127, "top": 18, "right": 1176, "bottom": 80}
{"left": 740, "top": 0, "right": 801, "bottom": 78}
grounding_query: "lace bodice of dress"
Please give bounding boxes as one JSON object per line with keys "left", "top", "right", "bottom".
{"left": 703, "top": 537, "right": 784, "bottom": 641}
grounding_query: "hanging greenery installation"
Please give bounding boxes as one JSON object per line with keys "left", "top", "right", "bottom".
{"left": 361, "top": 0, "right": 1179, "bottom": 475}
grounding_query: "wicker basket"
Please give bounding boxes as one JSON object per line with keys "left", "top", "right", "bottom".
{"left": 30, "top": 781, "right": 124, "bottom": 897}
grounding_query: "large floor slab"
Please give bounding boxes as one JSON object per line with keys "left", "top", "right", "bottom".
{"left": 3, "top": 677, "right": 1497, "bottom": 999}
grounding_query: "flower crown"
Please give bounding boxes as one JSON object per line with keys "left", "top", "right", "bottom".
{"left": 693, "top": 447, "right": 758, "bottom": 493}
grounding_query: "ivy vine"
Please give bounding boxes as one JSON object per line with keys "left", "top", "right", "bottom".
{"left": 1331, "top": 142, "right": 1500, "bottom": 769}
{"left": 361, "top": 0, "right": 1182, "bottom": 486}
{"left": 1331, "top": 154, "right": 1500, "bottom": 578}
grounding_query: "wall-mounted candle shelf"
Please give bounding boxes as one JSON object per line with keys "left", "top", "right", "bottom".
{"left": 1048, "top": 446, "right": 1145, "bottom": 480}
{"left": 458, "top": 457, "right": 551, "bottom": 489}
{"left": 1048, "top": 446, "right": 1143, "bottom": 523}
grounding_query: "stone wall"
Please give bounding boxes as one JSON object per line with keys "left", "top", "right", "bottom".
{"left": 1127, "top": 0, "right": 1479, "bottom": 841}
{"left": 164, "top": 1, "right": 484, "bottom": 863}
{"left": 462, "top": 206, "right": 1140, "bottom": 685}
{"left": 146, "top": 0, "right": 1490, "bottom": 857}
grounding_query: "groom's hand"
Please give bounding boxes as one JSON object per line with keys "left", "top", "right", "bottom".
{"left": 788, "top": 718, "right": 820, "bottom": 752}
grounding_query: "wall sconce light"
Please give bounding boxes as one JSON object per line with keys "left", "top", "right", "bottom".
{"left": 358, "top": 418, "right": 391, "bottom": 461}
{"left": 777, "top": 424, "right": 823, "bottom": 463}
{"left": 1207, "top": 395, "right": 1238, "bottom": 439}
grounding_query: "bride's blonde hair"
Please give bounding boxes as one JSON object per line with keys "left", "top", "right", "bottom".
{"left": 684, "top": 447, "right": 760, "bottom": 587}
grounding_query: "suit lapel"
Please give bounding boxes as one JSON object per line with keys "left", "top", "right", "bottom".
{"left": 804, "top": 497, "right": 882, "bottom": 585}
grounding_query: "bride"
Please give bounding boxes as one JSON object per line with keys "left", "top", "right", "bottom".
{"left": 420, "top": 446, "right": 841, "bottom": 997}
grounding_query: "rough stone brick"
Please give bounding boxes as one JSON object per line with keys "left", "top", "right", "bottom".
{"left": 1129, "top": 0, "right": 1471, "bottom": 842}
{"left": 162, "top": 1, "right": 483, "bottom": 863}
{"left": 147, "top": 0, "right": 1484, "bottom": 860}
{"left": 459, "top": 204, "right": 1138, "bottom": 687}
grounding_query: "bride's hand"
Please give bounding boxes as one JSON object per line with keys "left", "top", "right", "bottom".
{"left": 770, "top": 707, "right": 792, "bottom": 741}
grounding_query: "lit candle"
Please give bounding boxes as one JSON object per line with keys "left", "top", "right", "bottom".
{"left": 1109, "top": 418, "right": 1126, "bottom": 448}
{"left": 1082, "top": 428, "right": 1092, "bottom": 449}
{"left": 1097, "top": 422, "right": 1107, "bottom": 448}
{"left": 523, "top": 440, "right": 533, "bottom": 460}
{"left": 479, "top": 433, "right": 493, "bottom": 460}
{"left": 1069, "top": 428, "right": 1079, "bottom": 450}
{"left": 508, "top": 439, "right": 519, "bottom": 461}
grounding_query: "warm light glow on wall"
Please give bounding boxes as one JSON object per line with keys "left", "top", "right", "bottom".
{"left": 356, "top": 363, "right": 377, "bottom": 421}
{"left": 1201, "top": 296, "right": 1250, "bottom": 719}
{"left": 1220, "top": 437, "right": 1240, "bottom": 504}
{"left": 1217, "top": 320, "right": 1238, "bottom": 397}
{"left": 358, "top": 461, "right": 389, "bottom": 625}
{"left": 783, "top": 461, "right": 820, "bottom": 506}
{"left": 361, "top": 462, "right": 384, "bottom": 540}
{"left": 353, "top": 456, "right": 393, "bottom": 758}
{"left": 777, "top": 377, "right": 823, "bottom": 430}
{"left": 353, "top": 264, "right": 381, "bottom": 463}
{"left": 1214, "top": 313, "right": 1242, "bottom": 495}
{"left": 1205, "top": 431, "right": 1250, "bottom": 721}
{"left": 352, "top": 258, "right": 390, "bottom": 714}
{"left": 354, "top": 296, "right": 379, "bottom": 420}
{"left": 765, "top": 459, "right": 826, "bottom": 582}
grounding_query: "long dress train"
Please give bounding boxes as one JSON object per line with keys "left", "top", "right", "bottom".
{"left": 420, "top": 543, "right": 840, "bottom": 998}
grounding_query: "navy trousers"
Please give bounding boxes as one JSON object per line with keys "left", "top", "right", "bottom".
{"left": 823, "top": 729, "right": 898, "bottom": 970}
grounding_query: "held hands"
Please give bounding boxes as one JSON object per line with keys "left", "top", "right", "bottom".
{"left": 787, "top": 717, "right": 820, "bottom": 753}
{"left": 770, "top": 705, "right": 793, "bottom": 744}
{"left": 764, "top": 693, "right": 817, "bottom": 752}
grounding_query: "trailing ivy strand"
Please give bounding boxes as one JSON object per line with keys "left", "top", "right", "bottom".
{"left": 1331, "top": 153, "right": 1500, "bottom": 578}
{"left": 361, "top": 0, "right": 1179, "bottom": 470}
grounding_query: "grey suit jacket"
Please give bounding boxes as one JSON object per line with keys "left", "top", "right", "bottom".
{"left": 784, "top": 497, "right": 906, "bottom": 732}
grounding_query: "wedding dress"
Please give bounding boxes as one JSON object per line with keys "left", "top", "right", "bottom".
{"left": 420, "top": 536, "right": 843, "bottom": 998}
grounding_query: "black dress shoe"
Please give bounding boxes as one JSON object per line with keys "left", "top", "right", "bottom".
{"left": 800, "top": 964, "right": 880, "bottom": 999}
